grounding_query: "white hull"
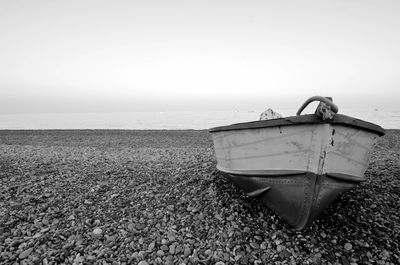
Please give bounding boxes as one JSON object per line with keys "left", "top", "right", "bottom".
{"left": 212, "top": 123, "right": 379, "bottom": 181}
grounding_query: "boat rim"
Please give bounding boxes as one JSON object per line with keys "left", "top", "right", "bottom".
{"left": 209, "top": 114, "right": 385, "bottom": 136}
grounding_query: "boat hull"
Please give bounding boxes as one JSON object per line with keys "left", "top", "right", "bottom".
{"left": 221, "top": 171, "right": 356, "bottom": 230}
{"left": 210, "top": 114, "right": 384, "bottom": 229}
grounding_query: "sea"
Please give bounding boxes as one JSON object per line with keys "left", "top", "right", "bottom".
{"left": 0, "top": 109, "right": 399, "bottom": 130}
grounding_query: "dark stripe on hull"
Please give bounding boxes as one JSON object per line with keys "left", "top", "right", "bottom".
{"left": 220, "top": 171, "right": 358, "bottom": 230}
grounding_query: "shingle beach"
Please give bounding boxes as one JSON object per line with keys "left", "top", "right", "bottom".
{"left": 0, "top": 130, "right": 399, "bottom": 264}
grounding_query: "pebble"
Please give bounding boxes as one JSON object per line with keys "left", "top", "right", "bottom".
{"left": 276, "top": 245, "right": 285, "bottom": 252}
{"left": 312, "top": 253, "right": 322, "bottom": 265}
{"left": 167, "top": 231, "right": 176, "bottom": 242}
{"left": 215, "top": 214, "right": 223, "bottom": 221}
{"left": 380, "top": 250, "right": 390, "bottom": 260}
{"left": 355, "top": 240, "right": 369, "bottom": 247}
{"left": 344, "top": 243, "right": 353, "bottom": 251}
{"left": 175, "top": 245, "right": 183, "bottom": 254}
{"left": 93, "top": 228, "right": 103, "bottom": 236}
{"left": 250, "top": 242, "right": 260, "bottom": 249}
{"left": 184, "top": 248, "right": 191, "bottom": 257}
{"left": 169, "top": 244, "right": 176, "bottom": 254}
{"left": 40, "top": 227, "right": 50, "bottom": 233}
{"left": 19, "top": 248, "right": 33, "bottom": 259}
{"left": 73, "top": 254, "right": 84, "bottom": 264}
{"left": 138, "top": 261, "right": 149, "bottom": 265}
{"left": 67, "top": 215, "right": 75, "bottom": 220}
{"left": 156, "top": 250, "right": 164, "bottom": 256}
{"left": 4, "top": 238, "right": 12, "bottom": 245}
{"left": 32, "top": 232, "right": 42, "bottom": 239}
{"left": 148, "top": 242, "right": 155, "bottom": 251}
{"left": 254, "top": 235, "right": 262, "bottom": 240}
{"left": 86, "top": 255, "right": 96, "bottom": 262}
{"left": 280, "top": 250, "right": 291, "bottom": 259}
{"left": 161, "top": 245, "right": 169, "bottom": 251}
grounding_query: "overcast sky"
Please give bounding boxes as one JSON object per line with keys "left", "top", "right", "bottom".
{"left": 1, "top": 0, "right": 399, "bottom": 113}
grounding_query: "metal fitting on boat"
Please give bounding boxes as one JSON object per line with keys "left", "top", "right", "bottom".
{"left": 296, "top": 96, "right": 339, "bottom": 120}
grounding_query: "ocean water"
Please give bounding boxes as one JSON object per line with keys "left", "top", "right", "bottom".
{"left": 0, "top": 109, "right": 399, "bottom": 130}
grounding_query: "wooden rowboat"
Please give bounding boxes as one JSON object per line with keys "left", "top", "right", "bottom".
{"left": 209, "top": 97, "right": 385, "bottom": 230}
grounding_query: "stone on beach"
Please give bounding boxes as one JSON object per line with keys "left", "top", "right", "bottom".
{"left": 18, "top": 248, "right": 33, "bottom": 259}
{"left": 344, "top": 243, "right": 353, "bottom": 251}
{"left": 93, "top": 228, "right": 103, "bottom": 236}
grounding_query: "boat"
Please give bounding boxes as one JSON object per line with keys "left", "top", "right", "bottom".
{"left": 209, "top": 96, "right": 385, "bottom": 230}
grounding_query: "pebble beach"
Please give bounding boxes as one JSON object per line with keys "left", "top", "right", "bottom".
{"left": 0, "top": 129, "right": 399, "bottom": 265}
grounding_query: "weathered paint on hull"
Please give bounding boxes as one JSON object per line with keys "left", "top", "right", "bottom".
{"left": 213, "top": 123, "right": 379, "bottom": 180}
{"left": 222, "top": 172, "right": 356, "bottom": 230}
{"left": 210, "top": 115, "right": 385, "bottom": 229}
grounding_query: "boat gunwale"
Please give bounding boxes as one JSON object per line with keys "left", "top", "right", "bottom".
{"left": 209, "top": 114, "right": 385, "bottom": 136}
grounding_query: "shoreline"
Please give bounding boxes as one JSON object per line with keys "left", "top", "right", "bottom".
{"left": 1, "top": 130, "right": 399, "bottom": 264}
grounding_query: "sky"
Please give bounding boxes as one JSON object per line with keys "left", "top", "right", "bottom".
{"left": 0, "top": 0, "right": 399, "bottom": 114}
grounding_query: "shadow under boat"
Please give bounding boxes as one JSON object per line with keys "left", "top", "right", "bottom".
{"left": 209, "top": 96, "right": 385, "bottom": 230}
